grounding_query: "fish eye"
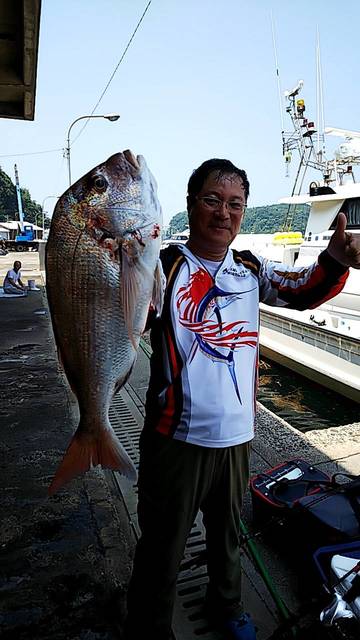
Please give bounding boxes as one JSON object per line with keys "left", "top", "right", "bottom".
{"left": 92, "top": 175, "right": 108, "bottom": 192}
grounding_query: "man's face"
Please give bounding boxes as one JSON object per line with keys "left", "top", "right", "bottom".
{"left": 187, "top": 171, "right": 246, "bottom": 259}
{"left": 14, "top": 261, "right": 21, "bottom": 272}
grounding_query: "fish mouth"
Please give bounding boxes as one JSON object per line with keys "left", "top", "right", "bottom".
{"left": 123, "top": 149, "right": 140, "bottom": 169}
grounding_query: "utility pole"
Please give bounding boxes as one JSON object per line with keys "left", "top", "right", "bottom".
{"left": 14, "top": 164, "right": 25, "bottom": 231}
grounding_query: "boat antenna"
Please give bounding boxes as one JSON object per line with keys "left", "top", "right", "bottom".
{"left": 316, "top": 27, "right": 326, "bottom": 165}
{"left": 271, "top": 13, "right": 285, "bottom": 134}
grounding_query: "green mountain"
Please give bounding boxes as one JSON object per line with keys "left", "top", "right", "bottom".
{"left": 168, "top": 203, "right": 310, "bottom": 236}
{"left": 0, "top": 168, "right": 45, "bottom": 226}
{"left": 242, "top": 203, "right": 309, "bottom": 234}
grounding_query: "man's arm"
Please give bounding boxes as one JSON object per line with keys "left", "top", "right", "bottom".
{"left": 143, "top": 305, "right": 157, "bottom": 333}
{"left": 258, "top": 253, "right": 348, "bottom": 312}
{"left": 7, "top": 276, "right": 24, "bottom": 290}
{"left": 258, "top": 211, "right": 360, "bottom": 311}
{"left": 260, "top": 254, "right": 348, "bottom": 311}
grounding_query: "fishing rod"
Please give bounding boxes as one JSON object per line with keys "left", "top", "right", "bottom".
{"left": 239, "top": 518, "right": 301, "bottom": 639}
{"left": 242, "top": 513, "right": 360, "bottom": 640}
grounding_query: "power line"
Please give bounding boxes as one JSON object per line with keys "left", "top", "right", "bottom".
{"left": 71, "top": 1, "right": 152, "bottom": 146}
{"left": 0, "top": 148, "right": 62, "bottom": 158}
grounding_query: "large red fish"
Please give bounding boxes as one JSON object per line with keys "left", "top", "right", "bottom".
{"left": 46, "top": 150, "right": 163, "bottom": 494}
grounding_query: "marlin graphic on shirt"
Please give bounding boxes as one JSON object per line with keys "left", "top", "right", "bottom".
{"left": 176, "top": 268, "right": 258, "bottom": 404}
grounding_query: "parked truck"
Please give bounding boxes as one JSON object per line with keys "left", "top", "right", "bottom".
{"left": 4, "top": 224, "right": 39, "bottom": 252}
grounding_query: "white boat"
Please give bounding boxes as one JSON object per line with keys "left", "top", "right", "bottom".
{"left": 161, "top": 228, "right": 190, "bottom": 249}
{"left": 232, "top": 81, "right": 360, "bottom": 403}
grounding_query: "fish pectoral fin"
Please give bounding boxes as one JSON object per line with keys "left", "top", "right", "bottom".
{"left": 152, "top": 258, "right": 165, "bottom": 316}
{"left": 48, "top": 424, "right": 137, "bottom": 495}
{"left": 121, "top": 252, "right": 140, "bottom": 349}
{"left": 121, "top": 247, "right": 153, "bottom": 348}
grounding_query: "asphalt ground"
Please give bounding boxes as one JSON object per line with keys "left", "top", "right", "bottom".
{"left": 0, "top": 286, "right": 133, "bottom": 640}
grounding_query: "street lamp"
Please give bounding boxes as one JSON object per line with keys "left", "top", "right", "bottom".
{"left": 41, "top": 195, "right": 59, "bottom": 236}
{"left": 65, "top": 113, "right": 120, "bottom": 186}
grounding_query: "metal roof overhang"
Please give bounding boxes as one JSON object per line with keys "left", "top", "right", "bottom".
{"left": 0, "top": 0, "right": 41, "bottom": 120}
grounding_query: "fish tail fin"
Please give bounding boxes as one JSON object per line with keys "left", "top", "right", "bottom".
{"left": 48, "top": 422, "right": 137, "bottom": 495}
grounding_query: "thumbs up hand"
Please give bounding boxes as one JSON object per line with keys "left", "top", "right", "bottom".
{"left": 327, "top": 212, "right": 360, "bottom": 269}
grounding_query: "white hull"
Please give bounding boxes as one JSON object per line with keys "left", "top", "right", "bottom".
{"left": 325, "top": 288, "right": 360, "bottom": 316}
{"left": 259, "top": 306, "right": 360, "bottom": 403}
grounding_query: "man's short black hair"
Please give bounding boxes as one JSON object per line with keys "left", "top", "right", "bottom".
{"left": 187, "top": 159, "right": 250, "bottom": 206}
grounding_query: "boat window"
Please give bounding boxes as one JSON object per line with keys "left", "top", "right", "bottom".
{"left": 315, "top": 235, "right": 319, "bottom": 241}
{"left": 330, "top": 198, "right": 360, "bottom": 229}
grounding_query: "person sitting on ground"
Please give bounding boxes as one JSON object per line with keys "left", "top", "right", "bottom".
{"left": 3, "top": 260, "right": 26, "bottom": 295}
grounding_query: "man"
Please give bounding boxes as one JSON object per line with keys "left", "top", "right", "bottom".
{"left": 124, "top": 159, "right": 360, "bottom": 640}
{"left": 3, "top": 260, "right": 26, "bottom": 295}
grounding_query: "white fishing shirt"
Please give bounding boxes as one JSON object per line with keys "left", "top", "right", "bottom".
{"left": 167, "top": 245, "right": 259, "bottom": 446}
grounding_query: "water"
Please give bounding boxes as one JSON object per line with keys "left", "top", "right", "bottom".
{"left": 258, "top": 357, "right": 359, "bottom": 432}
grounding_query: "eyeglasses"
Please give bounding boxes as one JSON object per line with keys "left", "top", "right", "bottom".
{"left": 195, "top": 195, "right": 247, "bottom": 214}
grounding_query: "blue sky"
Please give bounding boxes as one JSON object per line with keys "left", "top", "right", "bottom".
{"left": 1, "top": 0, "right": 360, "bottom": 225}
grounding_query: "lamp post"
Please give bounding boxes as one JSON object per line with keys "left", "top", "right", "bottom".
{"left": 35, "top": 212, "right": 42, "bottom": 234}
{"left": 65, "top": 113, "right": 120, "bottom": 186}
{"left": 41, "top": 195, "right": 59, "bottom": 236}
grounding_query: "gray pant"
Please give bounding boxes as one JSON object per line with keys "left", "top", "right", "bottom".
{"left": 4, "top": 283, "right": 25, "bottom": 295}
{"left": 125, "top": 430, "right": 251, "bottom": 639}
